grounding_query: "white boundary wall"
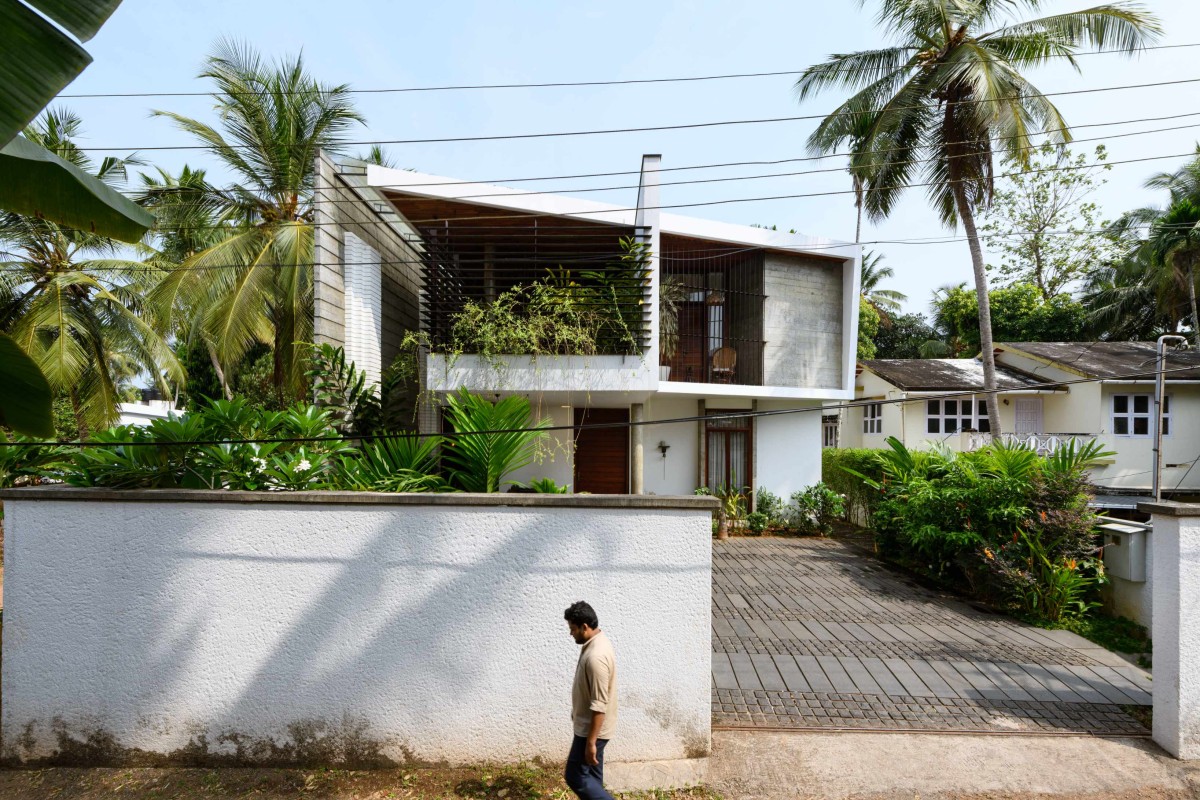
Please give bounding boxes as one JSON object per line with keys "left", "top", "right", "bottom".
{"left": 1, "top": 491, "right": 713, "bottom": 771}
{"left": 1141, "top": 500, "right": 1200, "bottom": 759}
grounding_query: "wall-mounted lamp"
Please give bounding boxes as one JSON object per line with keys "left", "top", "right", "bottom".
{"left": 1002, "top": 398, "right": 1010, "bottom": 406}
{"left": 657, "top": 441, "right": 671, "bottom": 458}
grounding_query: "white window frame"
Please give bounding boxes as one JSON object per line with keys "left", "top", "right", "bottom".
{"left": 925, "top": 395, "right": 991, "bottom": 435}
{"left": 863, "top": 403, "right": 882, "bottom": 434}
{"left": 1112, "top": 392, "right": 1169, "bottom": 438}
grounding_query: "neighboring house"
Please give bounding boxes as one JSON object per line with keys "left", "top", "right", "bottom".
{"left": 116, "top": 398, "right": 175, "bottom": 427}
{"left": 312, "top": 152, "right": 861, "bottom": 499}
{"left": 836, "top": 342, "right": 1200, "bottom": 495}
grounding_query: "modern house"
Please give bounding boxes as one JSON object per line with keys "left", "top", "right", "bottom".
{"left": 835, "top": 341, "right": 1200, "bottom": 496}
{"left": 312, "top": 152, "right": 861, "bottom": 499}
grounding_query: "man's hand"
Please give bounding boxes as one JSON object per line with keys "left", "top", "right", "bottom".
{"left": 585, "top": 738, "right": 599, "bottom": 766}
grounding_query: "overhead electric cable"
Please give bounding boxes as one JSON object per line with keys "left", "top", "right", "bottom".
{"left": 72, "top": 76, "right": 1200, "bottom": 152}
{"left": 56, "top": 42, "right": 1200, "bottom": 99}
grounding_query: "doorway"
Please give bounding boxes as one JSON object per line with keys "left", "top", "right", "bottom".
{"left": 705, "top": 410, "right": 752, "bottom": 493}
{"left": 573, "top": 408, "right": 630, "bottom": 493}
{"left": 1014, "top": 398, "right": 1043, "bottom": 435}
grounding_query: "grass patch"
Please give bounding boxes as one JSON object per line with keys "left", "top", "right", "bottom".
{"left": 0, "top": 764, "right": 721, "bottom": 799}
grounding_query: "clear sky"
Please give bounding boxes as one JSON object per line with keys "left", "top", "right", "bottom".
{"left": 64, "top": 0, "right": 1200, "bottom": 315}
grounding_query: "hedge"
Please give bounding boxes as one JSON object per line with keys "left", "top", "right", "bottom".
{"left": 821, "top": 448, "right": 883, "bottom": 526}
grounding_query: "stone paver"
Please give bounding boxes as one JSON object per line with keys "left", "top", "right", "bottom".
{"left": 713, "top": 537, "right": 1152, "bottom": 734}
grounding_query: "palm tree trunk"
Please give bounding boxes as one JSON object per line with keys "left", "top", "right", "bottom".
{"left": 853, "top": 175, "right": 864, "bottom": 244}
{"left": 207, "top": 343, "right": 233, "bottom": 401}
{"left": 952, "top": 185, "right": 1004, "bottom": 437}
{"left": 70, "top": 388, "right": 89, "bottom": 440}
{"left": 1189, "top": 264, "right": 1200, "bottom": 349}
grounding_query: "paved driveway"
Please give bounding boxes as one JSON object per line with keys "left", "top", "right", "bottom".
{"left": 712, "top": 537, "right": 1152, "bottom": 734}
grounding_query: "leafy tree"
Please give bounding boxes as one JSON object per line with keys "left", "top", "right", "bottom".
{"left": 872, "top": 312, "right": 938, "bottom": 359}
{"left": 933, "top": 283, "right": 1086, "bottom": 353}
{"left": 982, "top": 143, "right": 1116, "bottom": 299}
{"left": 858, "top": 301, "right": 880, "bottom": 359}
{"left": 795, "top": 0, "right": 1160, "bottom": 433}
{"left": 0, "top": 110, "right": 182, "bottom": 435}
{"left": 150, "top": 40, "right": 364, "bottom": 406}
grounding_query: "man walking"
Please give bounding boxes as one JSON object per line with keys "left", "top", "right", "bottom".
{"left": 563, "top": 601, "right": 617, "bottom": 800}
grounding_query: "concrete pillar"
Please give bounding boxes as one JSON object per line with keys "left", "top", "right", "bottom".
{"left": 1138, "top": 500, "right": 1200, "bottom": 758}
{"left": 630, "top": 403, "right": 645, "bottom": 494}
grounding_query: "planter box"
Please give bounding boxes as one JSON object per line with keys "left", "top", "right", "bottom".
{"left": 0, "top": 488, "right": 714, "bottom": 777}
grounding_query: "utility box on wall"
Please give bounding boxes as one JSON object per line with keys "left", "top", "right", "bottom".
{"left": 1101, "top": 520, "right": 1149, "bottom": 582}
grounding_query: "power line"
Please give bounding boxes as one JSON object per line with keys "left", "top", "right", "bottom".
{"left": 55, "top": 42, "right": 1200, "bottom": 99}
{"left": 94, "top": 145, "right": 1195, "bottom": 233}
{"left": 9, "top": 364, "right": 1199, "bottom": 449}
{"left": 170, "top": 114, "right": 1188, "bottom": 208}
{"left": 72, "top": 76, "right": 1200, "bottom": 152}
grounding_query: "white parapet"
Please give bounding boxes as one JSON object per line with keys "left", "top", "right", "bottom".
{"left": 0, "top": 489, "right": 713, "bottom": 781}
{"left": 1140, "top": 500, "right": 1200, "bottom": 759}
{"left": 425, "top": 353, "right": 656, "bottom": 395}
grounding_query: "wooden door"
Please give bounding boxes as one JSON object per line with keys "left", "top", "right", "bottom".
{"left": 668, "top": 303, "right": 706, "bottom": 383}
{"left": 573, "top": 408, "right": 630, "bottom": 494}
{"left": 1014, "top": 398, "right": 1043, "bottom": 435}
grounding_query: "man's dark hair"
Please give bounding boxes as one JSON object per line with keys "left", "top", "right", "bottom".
{"left": 564, "top": 601, "right": 599, "bottom": 629}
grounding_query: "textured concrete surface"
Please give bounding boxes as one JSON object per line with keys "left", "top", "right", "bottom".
{"left": 713, "top": 538, "right": 1151, "bottom": 734}
{"left": 2, "top": 499, "right": 711, "bottom": 768}
{"left": 708, "top": 729, "right": 1200, "bottom": 800}
{"left": 1143, "top": 505, "right": 1200, "bottom": 758}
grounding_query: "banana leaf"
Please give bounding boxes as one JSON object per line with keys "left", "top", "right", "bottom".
{"left": 0, "top": 332, "right": 54, "bottom": 437}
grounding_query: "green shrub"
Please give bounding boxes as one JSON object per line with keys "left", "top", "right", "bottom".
{"left": 788, "top": 483, "right": 846, "bottom": 536}
{"left": 441, "top": 388, "right": 550, "bottom": 493}
{"left": 861, "top": 436, "right": 1112, "bottom": 622}
{"left": 526, "top": 477, "right": 568, "bottom": 493}
{"left": 754, "top": 487, "right": 786, "bottom": 527}
{"left": 746, "top": 511, "right": 769, "bottom": 534}
{"left": 822, "top": 448, "right": 883, "bottom": 524}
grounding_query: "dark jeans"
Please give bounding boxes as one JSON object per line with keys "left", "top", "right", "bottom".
{"left": 564, "top": 734, "right": 615, "bottom": 800}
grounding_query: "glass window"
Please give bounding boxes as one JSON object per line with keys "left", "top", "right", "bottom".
{"left": 1112, "top": 393, "right": 1167, "bottom": 438}
{"left": 925, "top": 394, "right": 989, "bottom": 436}
{"left": 863, "top": 403, "right": 883, "bottom": 434}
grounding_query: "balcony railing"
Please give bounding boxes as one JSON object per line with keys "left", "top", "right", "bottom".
{"left": 965, "top": 432, "right": 1097, "bottom": 456}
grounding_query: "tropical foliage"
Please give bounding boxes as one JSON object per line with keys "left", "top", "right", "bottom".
{"left": 840, "top": 437, "right": 1113, "bottom": 621}
{"left": 0, "top": 110, "right": 182, "bottom": 436}
{"left": 148, "top": 40, "right": 364, "bottom": 405}
{"left": 795, "top": 0, "right": 1160, "bottom": 433}
{"left": 1090, "top": 148, "right": 1200, "bottom": 344}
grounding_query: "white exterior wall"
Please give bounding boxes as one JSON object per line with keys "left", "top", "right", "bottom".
{"left": 342, "top": 232, "right": 384, "bottom": 387}
{"left": 1, "top": 495, "right": 712, "bottom": 768}
{"left": 644, "top": 395, "right": 702, "bottom": 497}
{"left": 1091, "top": 384, "right": 1200, "bottom": 493}
{"left": 756, "top": 399, "right": 823, "bottom": 498}
{"left": 1143, "top": 503, "right": 1200, "bottom": 758}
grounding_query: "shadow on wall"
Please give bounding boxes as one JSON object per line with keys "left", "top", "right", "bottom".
{"left": 2, "top": 502, "right": 710, "bottom": 767}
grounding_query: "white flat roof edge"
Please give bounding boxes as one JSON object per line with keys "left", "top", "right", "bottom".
{"left": 365, "top": 164, "right": 859, "bottom": 260}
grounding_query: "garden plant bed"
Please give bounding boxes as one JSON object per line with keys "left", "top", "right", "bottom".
{"left": 0, "top": 764, "right": 719, "bottom": 799}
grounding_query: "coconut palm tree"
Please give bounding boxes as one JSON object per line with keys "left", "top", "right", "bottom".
{"left": 860, "top": 250, "right": 907, "bottom": 324}
{"left": 1103, "top": 194, "right": 1200, "bottom": 346}
{"left": 795, "top": 0, "right": 1160, "bottom": 434}
{"left": 0, "top": 109, "right": 181, "bottom": 435}
{"left": 150, "top": 40, "right": 364, "bottom": 405}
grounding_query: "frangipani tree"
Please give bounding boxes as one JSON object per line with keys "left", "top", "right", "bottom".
{"left": 795, "top": 0, "right": 1160, "bottom": 434}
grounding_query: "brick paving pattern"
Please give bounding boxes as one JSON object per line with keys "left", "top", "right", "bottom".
{"left": 712, "top": 538, "right": 1153, "bottom": 735}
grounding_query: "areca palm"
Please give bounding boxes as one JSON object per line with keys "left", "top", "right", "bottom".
{"left": 860, "top": 250, "right": 907, "bottom": 323}
{"left": 795, "top": 0, "right": 1160, "bottom": 434}
{"left": 0, "top": 109, "right": 181, "bottom": 435}
{"left": 150, "top": 40, "right": 364, "bottom": 405}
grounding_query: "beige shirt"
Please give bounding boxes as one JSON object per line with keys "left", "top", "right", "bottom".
{"left": 572, "top": 630, "right": 618, "bottom": 739}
